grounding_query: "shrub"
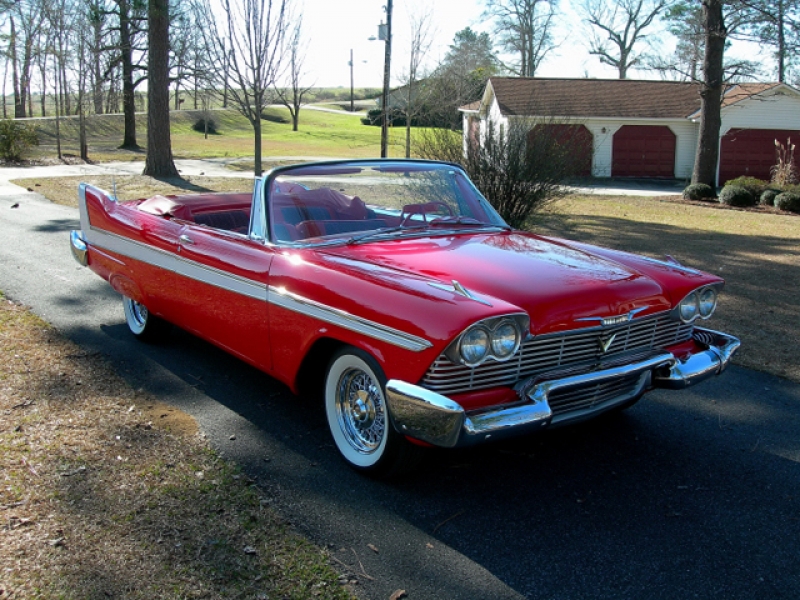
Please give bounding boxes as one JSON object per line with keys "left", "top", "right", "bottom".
{"left": 0, "top": 119, "right": 39, "bottom": 162}
{"left": 723, "top": 176, "right": 768, "bottom": 197}
{"left": 760, "top": 189, "right": 780, "bottom": 206}
{"left": 192, "top": 118, "right": 218, "bottom": 134}
{"left": 771, "top": 138, "right": 797, "bottom": 187}
{"left": 718, "top": 185, "right": 756, "bottom": 207}
{"left": 775, "top": 191, "right": 800, "bottom": 213}
{"left": 683, "top": 183, "right": 715, "bottom": 201}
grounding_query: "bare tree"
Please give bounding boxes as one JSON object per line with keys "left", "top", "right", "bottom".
{"left": 399, "top": 9, "right": 434, "bottom": 157}
{"left": 7, "top": 0, "right": 44, "bottom": 118}
{"left": 580, "top": 0, "right": 671, "bottom": 79}
{"left": 692, "top": 0, "right": 727, "bottom": 188}
{"left": 484, "top": 0, "right": 559, "bottom": 77}
{"left": 416, "top": 116, "right": 588, "bottom": 228}
{"left": 200, "top": 0, "right": 289, "bottom": 175}
{"left": 143, "top": 0, "right": 178, "bottom": 177}
{"left": 274, "top": 17, "right": 312, "bottom": 132}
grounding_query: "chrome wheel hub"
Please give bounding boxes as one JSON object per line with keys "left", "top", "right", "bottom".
{"left": 336, "top": 369, "right": 385, "bottom": 454}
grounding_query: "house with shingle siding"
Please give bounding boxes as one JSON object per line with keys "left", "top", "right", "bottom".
{"left": 461, "top": 78, "right": 800, "bottom": 185}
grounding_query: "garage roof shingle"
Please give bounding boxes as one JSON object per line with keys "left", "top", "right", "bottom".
{"left": 486, "top": 78, "right": 782, "bottom": 120}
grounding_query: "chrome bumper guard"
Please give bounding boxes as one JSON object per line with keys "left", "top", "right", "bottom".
{"left": 70, "top": 230, "right": 89, "bottom": 266}
{"left": 385, "top": 328, "right": 740, "bottom": 448}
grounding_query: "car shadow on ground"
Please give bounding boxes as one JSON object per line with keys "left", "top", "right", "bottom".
{"left": 67, "top": 316, "right": 800, "bottom": 600}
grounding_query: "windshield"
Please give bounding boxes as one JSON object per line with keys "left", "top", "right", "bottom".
{"left": 265, "top": 161, "right": 508, "bottom": 245}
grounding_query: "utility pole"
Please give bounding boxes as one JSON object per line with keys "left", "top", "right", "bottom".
{"left": 349, "top": 48, "right": 354, "bottom": 112}
{"left": 380, "top": 0, "right": 392, "bottom": 158}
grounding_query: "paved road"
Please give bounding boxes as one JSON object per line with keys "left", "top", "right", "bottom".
{"left": 1, "top": 186, "right": 798, "bottom": 599}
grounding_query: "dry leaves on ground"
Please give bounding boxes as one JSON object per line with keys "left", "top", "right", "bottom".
{"left": 0, "top": 297, "right": 352, "bottom": 600}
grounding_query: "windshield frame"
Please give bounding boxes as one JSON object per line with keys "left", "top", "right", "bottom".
{"left": 261, "top": 159, "right": 509, "bottom": 247}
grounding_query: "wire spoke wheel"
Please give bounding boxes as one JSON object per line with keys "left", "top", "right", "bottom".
{"left": 324, "top": 347, "right": 423, "bottom": 477}
{"left": 335, "top": 368, "right": 386, "bottom": 455}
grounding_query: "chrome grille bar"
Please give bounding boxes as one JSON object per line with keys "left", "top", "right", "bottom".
{"left": 422, "top": 312, "right": 692, "bottom": 395}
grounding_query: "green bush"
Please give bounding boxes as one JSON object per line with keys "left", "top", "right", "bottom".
{"left": 760, "top": 189, "right": 780, "bottom": 206}
{"left": 718, "top": 185, "right": 756, "bottom": 207}
{"left": 775, "top": 191, "right": 800, "bottom": 213}
{"left": 0, "top": 119, "right": 39, "bottom": 162}
{"left": 192, "top": 118, "right": 218, "bottom": 134}
{"left": 723, "top": 176, "right": 769, "bottom": 197}
{"left": 683, "top": 183, "right": 716, "bottom": 201}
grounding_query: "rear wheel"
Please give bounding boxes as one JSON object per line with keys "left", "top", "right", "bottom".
{"left": 324, "top": 347, "right": 423, "bottom": 477}
{"left": 122, "top": 296, "right": 168, "bottom": 342}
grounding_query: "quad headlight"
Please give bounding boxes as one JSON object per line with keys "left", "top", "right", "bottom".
{"left": 449, "top": 316, "right": 528, "bottom": 367}
{"left": 677, "top": 285, "right": 719, "bottom": 323}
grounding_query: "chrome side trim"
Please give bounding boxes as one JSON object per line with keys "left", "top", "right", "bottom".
{"left": 269, "top": 286, "right": 432, "bottom": 352}
{"left": 86, "top": 228, "right": 268, "bottom": 301}
{"left": 81, "top": 223, "right": 431, "bottom": 352}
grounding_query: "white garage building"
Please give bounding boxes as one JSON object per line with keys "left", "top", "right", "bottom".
{"left": 461, "top": 78, "right": 800, "bottom": 185}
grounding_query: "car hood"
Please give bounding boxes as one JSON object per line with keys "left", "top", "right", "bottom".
{"left": 324, "top": 231, "right": 674, "bottom": 334}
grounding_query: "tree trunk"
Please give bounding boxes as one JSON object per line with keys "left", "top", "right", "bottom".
{"left": 253, "top": 112, "right": 263, "bottom": 176}
{"left": 691, "top": 0, "right": 726, "bottom": 188}
{"left": 119, "top": 0, "right": 139, "bottom": 148}
{"left": 143, "top": 0, "right": 179, "bottom": 178}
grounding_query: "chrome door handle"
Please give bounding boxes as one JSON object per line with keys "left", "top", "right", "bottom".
{"left": 179, "top": 234, "right": 195, "bottom": 245}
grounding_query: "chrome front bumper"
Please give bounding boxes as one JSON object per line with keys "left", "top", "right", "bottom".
{"left": 385, "top": 328, "right": 740, "bottom": 448}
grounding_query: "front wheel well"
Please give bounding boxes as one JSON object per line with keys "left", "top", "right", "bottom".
{"left": 294, "top": 337, "right": 346, "bottom": 399}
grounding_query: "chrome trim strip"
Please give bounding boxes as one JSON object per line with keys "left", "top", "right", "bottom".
{"left": 269, "top": 286, "right": 432, "bottom": 352}
{"left": 81, "top": 221, "right": 431, "bottom": 352}
{"left": 86, "top": 228, "right": 268, "bottom": 301}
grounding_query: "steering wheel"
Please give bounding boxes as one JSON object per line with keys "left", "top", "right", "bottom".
{"left": 400, "top": 201, "right": 454, "bottom": 226}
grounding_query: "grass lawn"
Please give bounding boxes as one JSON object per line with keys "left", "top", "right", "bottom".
{"left": 536, "top": 195, "right": 800, "bottom": 383}
{"left": 27, "top": 106, "right": 413, "bottom": 163}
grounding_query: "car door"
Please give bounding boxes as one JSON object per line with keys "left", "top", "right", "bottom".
{"left": 170, "top": 223, "right": 275, "bottom": 372}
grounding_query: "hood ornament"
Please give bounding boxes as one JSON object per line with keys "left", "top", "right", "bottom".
{"left": 577, "top": 306, "right": 649, "bottom": 327}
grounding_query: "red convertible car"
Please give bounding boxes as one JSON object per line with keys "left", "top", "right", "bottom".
{"left": 71, "top": 160, "right": 739, "bottom": 475}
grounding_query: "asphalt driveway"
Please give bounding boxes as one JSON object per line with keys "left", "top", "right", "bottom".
{"left": 0, "top": 170, "right": 798, "bottom": 599}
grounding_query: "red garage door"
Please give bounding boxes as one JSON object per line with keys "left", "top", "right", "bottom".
{"left": 612, "top": 125, "right": 676, "bottom": 178}
{"left": 528, "top": 124, "right": 593, "bottom": 176}
{"left": 719, "top": 129, "right": 800, "bottom": 184}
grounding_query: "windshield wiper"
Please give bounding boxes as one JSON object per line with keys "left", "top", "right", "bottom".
{"left": 346, "top": 224, "right": 428, "bottom": 245}
{"left": 429, "top": 216, "right": 512, "bottom": 230}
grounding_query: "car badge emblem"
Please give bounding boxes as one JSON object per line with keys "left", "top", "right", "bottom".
{"left": 577, "top": 306, "right": 649, "bottom": 327}
{"left": 599, "top": 333, "right": 617, "bottom": 353}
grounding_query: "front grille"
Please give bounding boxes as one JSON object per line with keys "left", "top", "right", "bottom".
{"left": 421, "top": 312, "right": 692, "bottom": 395}
{"left": 548, "top": 371, "right": 647, "bottom": 418}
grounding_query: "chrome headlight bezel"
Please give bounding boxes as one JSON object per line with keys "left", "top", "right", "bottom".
{"left": 675, "top": 284, "right": 721, "bottom": 323}
{"left": 446, "top": 314, "right": 529, "bottom": 367}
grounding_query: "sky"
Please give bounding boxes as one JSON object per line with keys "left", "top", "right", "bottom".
{"left": 299, "top": 0, "right": 623, "bottom": 89}
{"left": 297, "top": 0, "right": 770, "bottom": 90}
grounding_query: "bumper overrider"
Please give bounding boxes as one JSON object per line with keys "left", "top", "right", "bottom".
{"left": 385, "top": 328, "right": 740, "bottom": 448}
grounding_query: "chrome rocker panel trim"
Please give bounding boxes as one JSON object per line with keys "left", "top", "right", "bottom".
{"left": 386, "top": 329, "right": 740, "bottom": 448}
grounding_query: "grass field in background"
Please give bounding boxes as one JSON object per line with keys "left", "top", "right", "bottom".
{"left": 24, "top": 104, "right": 424, "bottom": 163}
